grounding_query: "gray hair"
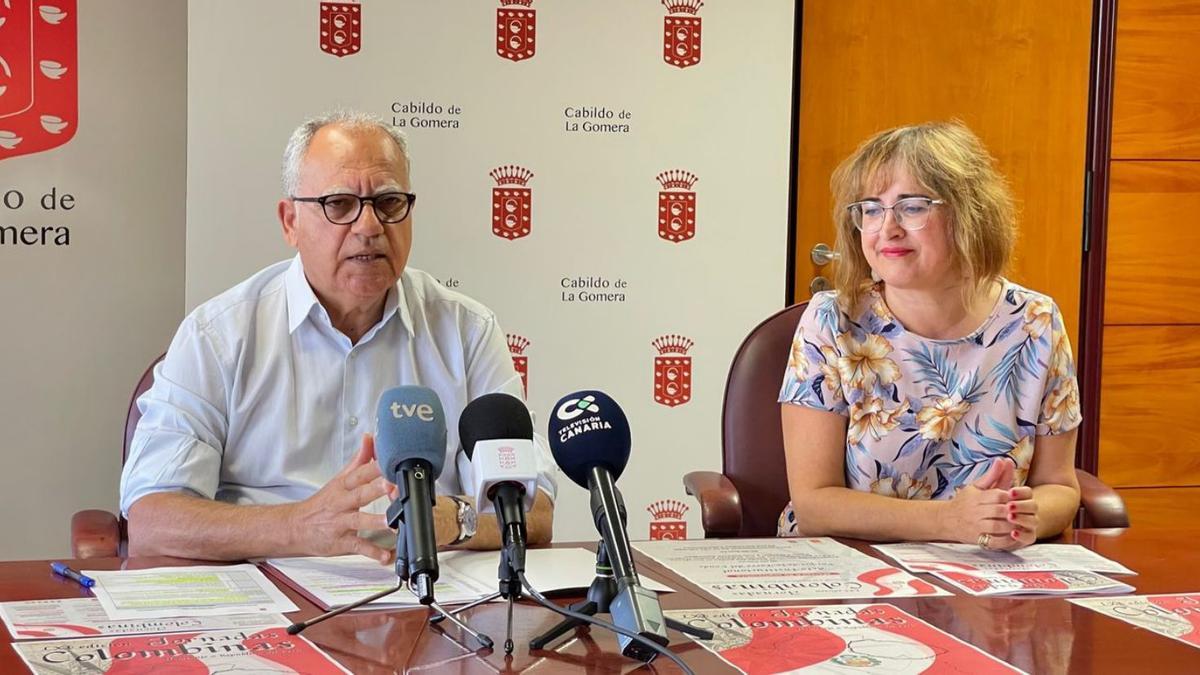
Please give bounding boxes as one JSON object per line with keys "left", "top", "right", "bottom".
{"left": 281, "top": 110, "right": 410, "bottom": 196}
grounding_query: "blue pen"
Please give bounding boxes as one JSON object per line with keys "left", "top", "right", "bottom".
{"left": 50, "top": 562, "right": 95, "bottom": 588}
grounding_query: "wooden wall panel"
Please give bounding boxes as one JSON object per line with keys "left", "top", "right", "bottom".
{"left": 1102, "top": 3, "right": 1200, "bottom": 489}
{"left": 1099, "top": 325, "right": 1200, "bottom": 487}
{"left": 794, "top": 0, "right": 1092, "bottom": 340}
{"left": 1117, "top": 487, "right": 1200, "bottom": 529}
{"left": 1112, "top": 0, "right": 1200, "bottom": 159}
{"left": 1105, "top": 161, "right": 1200, "bottom": 324}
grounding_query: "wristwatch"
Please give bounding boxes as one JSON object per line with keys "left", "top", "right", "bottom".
{"left": 447, "top": 496, "right": 477, "bottom": 546}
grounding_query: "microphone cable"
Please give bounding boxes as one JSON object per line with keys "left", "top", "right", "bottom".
{"left": 516, "top": 571, "right": 695, "bottom": 675}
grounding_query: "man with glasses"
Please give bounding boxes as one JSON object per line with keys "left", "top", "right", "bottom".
{"left": 120, "top": 111, "right": 556, "bottom": 562}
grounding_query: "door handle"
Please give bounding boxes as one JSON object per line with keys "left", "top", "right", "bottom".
{"left": 811, "top": 243, "right": 840, "bottom": 266}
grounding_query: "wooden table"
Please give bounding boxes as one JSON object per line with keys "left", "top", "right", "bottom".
{"left": 2, "top": 529, "right": 1198, "bottom": 673}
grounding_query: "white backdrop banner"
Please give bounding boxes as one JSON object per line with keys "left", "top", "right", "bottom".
{"left": 186, "top": 0, "right": 796, "bottom": 543}
{"left": 0, "top": 0, "right": 186, "bottom": 558}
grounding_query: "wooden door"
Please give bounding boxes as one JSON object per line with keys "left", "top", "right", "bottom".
{"left": 793, "top": 0, "right": 1094, "bottom": 341}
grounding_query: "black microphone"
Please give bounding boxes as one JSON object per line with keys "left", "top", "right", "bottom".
{"left": 548, "top": 390, "right": 668, "bottom": 660}
{"left": 458, "top": 393, "right": 539, "bottom": 577}
{"left": 375, "top": 386, "right": 447, "bottom": 605}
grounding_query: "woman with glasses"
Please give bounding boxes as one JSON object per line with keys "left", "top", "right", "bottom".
{"left": 777, "top": 122, "right": 1081, "bottom": 551}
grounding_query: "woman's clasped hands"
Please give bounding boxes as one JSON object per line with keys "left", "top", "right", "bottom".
{"left": 944, "top": 458, "right": 1039, "bottom": 551}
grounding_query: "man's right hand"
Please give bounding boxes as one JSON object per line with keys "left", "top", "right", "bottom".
{"left": 287, "top": 434, "right": 394, "bottom": 563}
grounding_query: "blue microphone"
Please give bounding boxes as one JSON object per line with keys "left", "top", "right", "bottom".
{"left": 548, "top": 392, "right": 631, "bottom": 488}
{"left": 376, "top": 386, "right": 446, "bottom": 604}
{"left": 547, "top": 390, "right": 667, "bottom": 660}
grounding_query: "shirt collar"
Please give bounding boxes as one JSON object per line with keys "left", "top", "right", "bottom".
{"left": 284, "top": 255, "right": 412, "bottom": 337}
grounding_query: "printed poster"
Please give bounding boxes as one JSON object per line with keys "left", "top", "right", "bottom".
{"left": 872, "top": 543, "right": 1135, "bottom": 576}
{"left": 12, "top": 626, "right": 350, "bottom": 674}
{"left": 931, "top": 569, "right": 1133, "bottom": 597}
{"left": 1070, "top": 593, "right": 1200, "bottom": 650}
{"left": 634, "top": 538, "right": 948, "bottom": 602}
{"left": 665, "top": 604, "right": 1025, "bottom": 674}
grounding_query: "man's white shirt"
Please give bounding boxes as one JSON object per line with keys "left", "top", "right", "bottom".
{"left": 120, "top": 255, "right": 556, "bottom": 517}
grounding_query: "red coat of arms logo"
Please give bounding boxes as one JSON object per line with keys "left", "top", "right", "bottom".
{"left": 490, "top": 165, "right": 533, "bottom": 240}
{"left": 0, "top": 0, "right": 78, "bottom": 161}
{"left": 662, "top": 0, "right": 702, "bottom": 69}
{"left": 507, "top": 334, "right": 530, "bottom": 397}
{"left": 496, "top": 0, "right": 536, "bottom": 62}
{"left": 647, "top": 499, "right": 689, "bottom": 540}
{"left": 657, "top": 170, "right": 698, "bottom": 243}
{"left": 319, "top": 2, "right": 361, "bottom": 58}
{"left": 652, "top": 334, "right": 694, "bottom": 407}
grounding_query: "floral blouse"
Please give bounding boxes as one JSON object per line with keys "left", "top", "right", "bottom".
{"left": 776, "top": 280, "right": 1081, "bottom": 536}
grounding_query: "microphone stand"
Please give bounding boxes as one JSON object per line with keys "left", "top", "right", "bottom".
{"left": 287, "top": 498, "right": 494, "bottom": 650}
{"left": 285, "top": 578, "right": 492, "bottom": 649}
{"left": 431, "top": 534, "right": 526, "bottom": 654}
{"left": 529, "top": 540, "right": 712, "bottom": 650}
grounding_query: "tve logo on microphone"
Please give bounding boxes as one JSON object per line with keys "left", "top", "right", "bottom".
{"left": 390, "top": 401, "right": 435, "bottom": 421}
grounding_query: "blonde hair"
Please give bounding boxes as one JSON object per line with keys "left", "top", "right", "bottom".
{"left": 829, "top": 121, "right": 1016, "bottom": 312}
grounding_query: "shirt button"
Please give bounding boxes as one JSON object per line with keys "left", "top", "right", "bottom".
{"left": 348, "top": 416, "right": 359, "bottom": 428}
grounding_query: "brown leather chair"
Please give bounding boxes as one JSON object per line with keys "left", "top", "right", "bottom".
{"left": 682, "top": 302, "right": 1129, "bottom": 538}
{"left": 70, "top": 353, "right": 165, "bottom": 558}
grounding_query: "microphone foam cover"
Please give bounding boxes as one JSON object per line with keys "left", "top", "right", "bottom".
{"left": 547, "top": 390, "right": 631, "bottom": 489}
{"left": 375, "top": 386, "right": 447, "bottom": 482}
{"left": 459, "top": 393, "right": 534, "bottom": 459}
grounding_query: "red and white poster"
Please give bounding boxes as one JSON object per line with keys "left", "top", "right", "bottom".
{"left": 634, "top": 538, "right": 949, "bottom": 602}
{"left": 1071, "top": 593, "right": 1200, "bottom": 650}
{"left": 932, "top": 569, "right": 1134, "bottom": 597}
{"left": 665, "top": 604, "right": 1025, "bottom": 674}
{"left": 0, "top": 0, "right": 78, "bottom": 161}
{"left": 873, "top": 542, "right": 1136, "bottom": 576}
{"left": 13, "top": 626, "right": 351, "bottom": 674}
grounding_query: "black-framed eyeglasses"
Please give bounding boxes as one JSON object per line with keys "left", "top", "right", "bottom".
{"left": 291, "top": 192, "right": 416, "bottom": 225}
{"left": 847, "top": 196, "right": 945, "bottom": 233}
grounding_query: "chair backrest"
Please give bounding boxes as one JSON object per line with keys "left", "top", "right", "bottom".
{"left": 722, "top": 302, "right": 808, "bottom": 537}
{"left": 123, "top": 354, "right": 165, "bottom": 465}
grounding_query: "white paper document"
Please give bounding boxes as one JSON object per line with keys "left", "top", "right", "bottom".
{"left": 265, "top": 554, "right": 495, "bottom": 609}
{"left": 872, "top": 542, "right": 1136, "bottom": 576}
{"left": 267, "top": 547, "right": 672, "bottom": 611}
{"left": 83, "top": 564, "right": 299, "bottom": 620}
{"left": 929, "top": 569, "right": 1134, "bottom": 597}
{"left": 0, "top": 597, "right": 288, "bottom": 640}
{"left": 440, "top": 547, "right": 675, "bottom": 594}
{"left": 633, "top": 537, "right": 949, "bottom": 602}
